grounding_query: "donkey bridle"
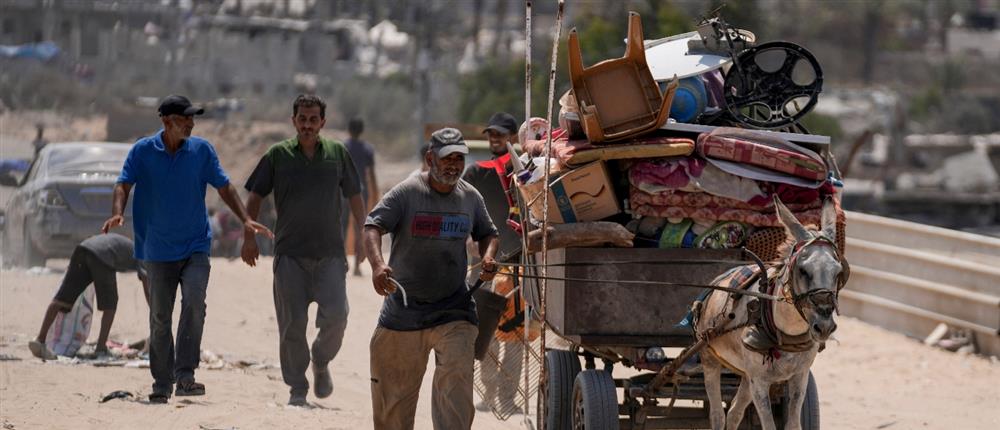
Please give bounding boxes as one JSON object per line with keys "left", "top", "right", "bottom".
{"left": 779, "top": 234, "right": 849, "bottom": 322}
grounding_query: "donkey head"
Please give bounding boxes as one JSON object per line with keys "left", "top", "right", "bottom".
{"left": 775, "top": 196, "right": 846, "bottom": 343}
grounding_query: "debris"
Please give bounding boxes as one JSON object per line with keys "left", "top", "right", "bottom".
{"left": 0, "top": 354, "right": 21, "bottom": 361}
{"left": 99, "top": 390, "right": 134, "bottom": 403}
{"left": 924, "top": 324, "right": 976, "bottom": 353}
{"left": 923, "top": 323, "right": 949, "bottom": 346}
{"left": 123, "top": 360, "right": 150, "bottom": 368}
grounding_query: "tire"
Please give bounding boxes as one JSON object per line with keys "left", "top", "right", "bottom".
{"left": 22, "top": 225, "right": 45, "bottom": 268}
{"left": 0, "top": 227, "right": 8, "bottom": 269}
{"left": 545, "top": 349, "right": 582, "bottom": 430}
{"left": 571, "top": 370, "right": 618, "bottom": 430}
{"left": 799, "top": 371, "right": 820, "bottom": 430}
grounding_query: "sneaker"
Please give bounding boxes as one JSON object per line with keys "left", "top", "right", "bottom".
{"left": 175, "top": 379, "right": 206, "bottom": 396}
{"left": 288, "top": 392, "right": 308, "bottom": 406}
{"left": 28, "top": 340, "right": 56, "bottom": 360}
{"left": 313, "top": 363, "right": 333, "bottom": 399}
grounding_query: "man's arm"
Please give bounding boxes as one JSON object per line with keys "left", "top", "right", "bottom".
{"left": 217, "top": 183, "right": 273, "bottom": 244}
{"left": 239, "top": 192, "right": 265, "bottom": 266}
{"left": 364, "top": 225, "right": 396, "bottom": 296}
{"left": 102, "top": 182, "right": 132, "bottom": 233}
{"left": 477, "top": 234, "right": 499, "bottom": 281}
{"left": 349, "top": 194, "right": 367, "bottom": 262}
{"left": 366, "top": 167, "right": 380, "bottom": 204}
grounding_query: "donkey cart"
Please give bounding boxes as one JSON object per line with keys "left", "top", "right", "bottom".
{"left": 524, "top": 247, "right": 821, "bottom": 430}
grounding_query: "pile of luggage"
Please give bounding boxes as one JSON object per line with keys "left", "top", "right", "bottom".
{"left": 511, "top": 12, "right": 844, "bottom": 262}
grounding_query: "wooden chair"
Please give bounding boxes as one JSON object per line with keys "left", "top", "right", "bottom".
{"left": 568, "top": 12, "right": 678, "bottom": 143}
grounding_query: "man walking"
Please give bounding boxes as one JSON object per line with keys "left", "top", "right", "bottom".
{"left": 28, "top": 233, "right": 148, "bottom": 360}
{"left": 341, "top": 117, "right": 378, "bottom": 277}
{"left": 103, "top": 95, "right": 272, "bottom": 404}
{"left": 241, "top": 95, "right": 367, "bottom": 406}
{"left": 364, "top": 128, "right": 499, "bottom": 430}
{"left": 462, "top": 112, "right": 525, "bottom": 411}
{"left": 462, "top": 112, "right": 522, "bottom": 269}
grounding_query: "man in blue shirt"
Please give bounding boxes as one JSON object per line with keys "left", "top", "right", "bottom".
{"left": 103, "top": 95, "right": 272, "bottom": 404}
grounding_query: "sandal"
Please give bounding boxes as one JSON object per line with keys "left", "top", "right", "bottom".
{"left": 28, "top": 340, "right": 57, "bottom": 360}
{"left": 148, "top": 392, "right": 170, "bottom": 404}
{"left": 175, "top": 379, "right": 206, "bottom": 396}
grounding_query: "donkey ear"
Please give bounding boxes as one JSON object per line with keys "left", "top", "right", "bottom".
{"left": 821, "top": 197, "right": 837, "bottom": 240}
{"left": 774, "top": 195, "right": 811, "bottom": 242}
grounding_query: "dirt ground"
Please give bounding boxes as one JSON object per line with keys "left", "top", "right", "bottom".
{"left": 2, "top": 111, "right": 999, "bottom": 429}
{"left": 1, "top": 259, "right": 999, "bottom": 430}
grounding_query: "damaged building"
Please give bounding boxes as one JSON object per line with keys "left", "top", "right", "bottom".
{"left": 1, "top": 0, "right": 396, "bottom": 101}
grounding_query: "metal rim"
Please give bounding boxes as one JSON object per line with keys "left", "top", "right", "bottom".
{"left": 723, "top": 41, "right": 824, "bottom": 129}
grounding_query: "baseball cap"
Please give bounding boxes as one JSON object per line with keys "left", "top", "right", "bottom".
{"left": 429, "top": 128, "right": 469, "bottom": 158}
{"left": 483, "top": 112, "right": 517, "bottom": 135}
{"left": 158, "top": 95, "right": 205, "bottom": 117}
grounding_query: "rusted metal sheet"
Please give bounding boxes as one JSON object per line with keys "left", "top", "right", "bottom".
{"left": 527, "top": 247, "right": 744, "bottom": 346}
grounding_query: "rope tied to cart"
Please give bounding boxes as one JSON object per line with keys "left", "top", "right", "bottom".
{"left": 496, "top": 247, "right": 788, "bottom": 303}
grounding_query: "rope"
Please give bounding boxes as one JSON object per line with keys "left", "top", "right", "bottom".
{"left": 387, "top": 277, "right": 409, "bottom": 307}
{"left": 511, "top": 273, "right": 786, "bottom": 302}
{"left": 521, "top": 2, "right": 534, "bottom": 428}
{"left": 507, "top": 258, "right": 762, "bottom": 267}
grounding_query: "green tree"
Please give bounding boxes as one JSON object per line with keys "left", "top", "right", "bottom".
{"left": 654, "top": 2, "right": 693, "bottom": 38}
{"left": 457, "top": 54, "right": 571, "bottom": 126}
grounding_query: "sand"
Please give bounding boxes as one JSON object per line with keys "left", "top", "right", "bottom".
{"left": 2, "top": 110, "right": 999, "bottom": 429}
{"left": 1, "top": 259, "right": 998, "bottom": 430}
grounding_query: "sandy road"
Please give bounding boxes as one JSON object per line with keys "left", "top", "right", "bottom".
{"left": 2, "top": 258, "right": 999, "bottom": 429}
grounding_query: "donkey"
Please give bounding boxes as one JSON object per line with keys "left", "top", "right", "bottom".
{"left": 695, "top": 197, "right": 848, "bottom": 430}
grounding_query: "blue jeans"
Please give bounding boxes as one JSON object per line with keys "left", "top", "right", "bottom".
{"left": 146, "top": 253, "right": 211, "bottom": 393}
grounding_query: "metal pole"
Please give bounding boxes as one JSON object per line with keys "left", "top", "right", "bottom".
{"left": 522, "top": 1, "right": 533, "bottom": 428}
{"left": 536, "top": 1, "right": 565, "bottom": 429}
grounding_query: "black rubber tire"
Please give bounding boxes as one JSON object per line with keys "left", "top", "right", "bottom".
{"left": 23, "top": 225, "right": 45, "bottom": 268}
{"left": 799, "top": 371, "right": 820, "bottom": 430}
{"left": 0, "top": 225, "right": 10, "bottom": 269}
{"left": 571, "top": 370, "right": 618, "bottom": 430}
{"left": 545, "top": 349, "right": 582, "bottom": 430}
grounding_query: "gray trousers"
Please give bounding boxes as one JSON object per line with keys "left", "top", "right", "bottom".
{"left": 273, "top": 254, "right": 349, "bottom": 395}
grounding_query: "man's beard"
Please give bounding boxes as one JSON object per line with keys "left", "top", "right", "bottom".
{"left": 430, "top": 160, "right": 461, "bottom": 186}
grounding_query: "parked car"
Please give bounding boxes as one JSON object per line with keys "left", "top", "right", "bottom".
{"left": 1, "top": 142, "right": 133, "bottom": 267}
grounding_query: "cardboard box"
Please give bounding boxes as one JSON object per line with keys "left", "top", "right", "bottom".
{"left": 518, "top": 161, "right": 620, "bottom": 223}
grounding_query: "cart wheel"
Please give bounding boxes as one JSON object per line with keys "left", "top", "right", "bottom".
{"left": 545, "top": 349, "right": 581, "bottom": 430}
{"left": 798, "top": 371, "right": 820, "bottom": 430}
{"left": 571, "top": 370, "right": 618, "bottom": 430}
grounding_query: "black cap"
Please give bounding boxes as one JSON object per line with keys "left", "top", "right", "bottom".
{"left": 483, "top": 112, "right": 517, "bottom": 135}
{"left": 429, "top": 128, "right": 469, "bottom": 158}
{"left": 158, "top": 95, "right": 204, "bottom": 117}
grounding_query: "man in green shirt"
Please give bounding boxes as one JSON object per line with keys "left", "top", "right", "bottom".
{"left": 241, "top": 94, "right": 367, "bottom": 406}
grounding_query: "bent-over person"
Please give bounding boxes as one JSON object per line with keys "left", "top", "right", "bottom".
{"left": 28, "top": 233, "right": 148, "bottom": 360}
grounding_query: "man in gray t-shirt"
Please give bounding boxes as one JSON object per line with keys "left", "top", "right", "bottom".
{"left": 364, "top": 128, "right": 498, "bottom": 430}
